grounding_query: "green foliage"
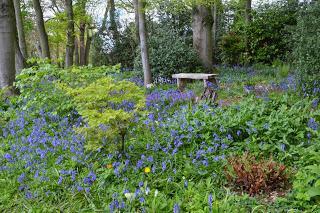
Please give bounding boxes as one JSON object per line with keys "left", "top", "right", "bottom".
{"left": 292, "top": 130, "right": 320, "bottom": 207}
{"left": 292, "top": 2, "right": 320, "bottom": 76}
{"left": 92, "top": 24, "right": 138, "bottom": 68}
{"left": 15, "top": 63, "right": 74, "bottom": 117}
{"left": 15, "top": 61, "right": 123, "bottom": 116}
{"left": 134, "top": 26, "right": 202, "bottom": 78}
{"left": 246, "top": 2, "right": 297, "bottom": 64}
{"left": 174, "top": 94, "right": 319, "bottom": 163}
{"left": 59, "top": 77, "right": 145, "bottom": 152}
{"left": 219, "top": 32, "right": 246, "bottom": 65}
{"left": 220, "top": 0, "right": 297, "bottom": 65}
{"left": 294, "top": 165, "right": 320, "bottom": 204}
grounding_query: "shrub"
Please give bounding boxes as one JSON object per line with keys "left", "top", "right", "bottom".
{"left": 59, "top": 77, "right": 145, "bottom": 152}
{"left": 220, "top": 0, "right": 297, "bottom": 65}
{"left": 134, "top": 26, "right": 202, "bottom": 79}
{"left": 245, "top": 2, "right": 297, "bottom": 64}
{"left": 219, "top": 32, "right": 246, "bottom": 65}
{"left": 292, "top": 1, "right": 320, "bottom": 76}
{"left": 224, "top": 153, "right": 290, "bottom": 196}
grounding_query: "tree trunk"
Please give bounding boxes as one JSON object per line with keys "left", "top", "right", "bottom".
{"left": 74, "top": 37, "right": 79, "bottom": 66}
{"left": 13, "top": 0, "right": 27, "bottom": 59}
{"left": 212, "top": 0, "right": 222, "bottom": 63}
{"left": 109, "top": 0, "right": 119, "bottom": 41}
{"left": 192, "top": 5, "right": 213, "bottom": 71}
{"left": 32, "top": 0, "right": 50, "bottom": 59}
{"left": 65, "top": 0, "right": 74, "bottom": 68}
{"left": 99, "top": 3, "right": 110, "bottom": 34}
{"left": 244, "top": 0, "right": 252, "bottom": 24}
{"left": 13, "top": 0, "right": 26, "bottom": 74}
{"left": 84, "top": 28, "right": 92, "bottom": 65}
{"left": 133, "top": 0, "right": 140, "bottom": 42}
{"left": 212, "top": 6, "right": 217, "bottom": 64}
{"left": 15, "top": 40, "right": 26, "bottom": 75}
{"left": 79, "top": 21, "right": 86, "bottom": 65}
{"left": 56, "top": 42, "right": 61, "bottom": 67}
{"left": 135, "top": 0, "right": 152, "bottom": 86}
{"left": 0, "top": 0, "right": 16, "bottom": 91}
{"left": 36, "top": 42, "right": 42, "bottom": 57}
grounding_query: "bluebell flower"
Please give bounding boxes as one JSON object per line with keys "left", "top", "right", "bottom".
{"left": 162, "top": 162, "right": 166, "bottom": 171}
{"left": 4, "top": 153, "right": 12, "bottom": 161}
{"left": 136, "top": 160, "right": 143, "bottom": 169}
{"left": 312, "top": 98, "right": 319, "bottom": 108}
{"left": 25, "top": 191, "right": 33, "bottom": 199}
{"left": 139, "top": 197, "right": 145, "bottom": 203}
{"left": 184, "top": 180, "right": 188, "bottom": 188}
{"left": 308, "top": 118, "right": 318, "bottom": 131}
{"left": 58, "top": 176, "right": 63, "bottom": 185}
{"left": 208, "top": 193, "right": 213, "bottom": 212}
{"left": 18, "top": 173, "right": 26, "bottom": 183}
{"left": 173, "top": 203, "right": 180, "bottom": 213}
{"left": 147, "top": 156, "right": 153, "bottom": 162}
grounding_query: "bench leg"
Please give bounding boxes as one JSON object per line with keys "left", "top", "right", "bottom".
{"left": 204, "top": 78, "right": 218, "bottom": 87}
{"left": 177, "top": 79, "right": 186, "bottom": 91}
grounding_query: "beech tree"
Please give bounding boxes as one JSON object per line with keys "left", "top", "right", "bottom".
{"left": 0, "top": 0, "right": 16, "bottom": 92}
{"left": 32, "top": 0, "right": 51, "bottom": 59}
{"left": 134, "top": 0, "right": 152, "bottom": 86}
{"left": 65, "top": 0, "right": 75, "bottom": 68}
{"left": 244, "top": 0, "right": 252, "bottom": 24}
{"left": 77, "top": 0, "right": 87, "bottom": 66}
{"left": 192, "top": 5, "right": 213, "bottom": 71}
{"left": 13, "top": 0, "right": 27, "bottom": 59}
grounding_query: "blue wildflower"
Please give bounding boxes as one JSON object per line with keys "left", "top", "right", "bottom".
{"left": 308, "top": 118, "right": 318, "bottom": 131}
{"left": 173, "top": 203, "right": 180, "bottom": 213}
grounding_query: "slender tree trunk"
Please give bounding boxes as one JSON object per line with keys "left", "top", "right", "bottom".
{"left": 212, "top": 0, "right": 222, "bottom": 64}
{"left": 135, "top": 0, "right": 152, "bottom": 86}
{"left": 192, "top": 5, "right": 213, "bottom": 71}
{"left": 65, "top": 0, "right": 74, "bottom": 68}
{"left": 243, "top": 0, "right": 251, "bottom": 64}
{"left": 74, "top": 38, "right": 79, "bottom": 65}
{"left": 13, "top": 0, "right": 26, "bottom": 74}
{"left": 32, "top": 0, "right": 50, "bottom": 59}
{"left": 133, "top": 0, "right": 140, "bottom": 43}
{"left": 99, "top": 3, "right": 110, "bottom": 34}
{"left": 211, "top": 6, "right": 217, "bottom": 64}
{"left": 56, "top": 42, "right": 61, "bottom": 67}
{"left": 15, "top": 40, "right": 26, "bottom": 74}
{"left": 84, "top": 28, "right": 92, "bottom": 65}
{"left": 109, "top": 0, "right": 119, "bottom": 41}
{"left": 244, "top": 0, "right": 252, "bottom": 24}
{"left": 0, "top": 0, "right": 16, "bottom": 91}
{"left": 13, "top": 0, "right": 27, "bottom": 59}
{"left": 79, "top": 22, "right": 86, "bottom": 65}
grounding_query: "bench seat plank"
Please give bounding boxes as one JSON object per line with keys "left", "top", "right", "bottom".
{"left": 172, "top": 73, "right": 218, "bottom": 80}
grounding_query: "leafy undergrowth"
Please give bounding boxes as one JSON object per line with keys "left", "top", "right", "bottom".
{"left": 225, "top": 153, "right": 290, "bottom": 197}
{"left": 0, "top": 64, "right": 319, "bottom": 212}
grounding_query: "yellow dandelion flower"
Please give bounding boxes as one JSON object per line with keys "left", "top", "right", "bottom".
{"left": 106, "top": 164, "right": 113, "bottom": 169}
{"left": 144, "top": 167, "right": 151, "bottom": 173}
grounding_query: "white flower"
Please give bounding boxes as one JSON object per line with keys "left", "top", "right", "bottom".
{"left": 145, "top": 187, "right": 150, "bottom": 195}
{"left": 154, "top": 189, "right": 159, "bottom": 197}
{"left": 146, "top": 83, "right": 154, "bottom": 89}
{"left": 124, "top": 193, "right": 135, "bottom": 201}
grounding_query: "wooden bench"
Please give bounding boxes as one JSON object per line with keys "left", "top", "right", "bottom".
{"left": 172, "top": 73, "right": 219, "bottom": 91}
